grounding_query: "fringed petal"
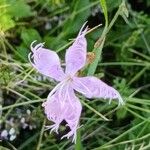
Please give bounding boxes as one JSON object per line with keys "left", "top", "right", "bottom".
{"left": 72, "top": 76, "right": 124, "bottom": 106}
{"left": 65, "top": 22, "right": 88, "bottom": 75}
{"left": 42, "top": 92, "right": 64, "bottom": 134}
{"left": 29, "top": 41, "right": 65, "bottom": 81}
{"left": 62, "top": 87, "right": 82, "bottom": 143}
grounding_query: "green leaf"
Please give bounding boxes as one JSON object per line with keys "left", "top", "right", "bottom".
{"left": 75, "top": 129, "right": 83, "bottom": 150}
{"left": 62, "top": 0, "right": 90, "bottom": 37}
{"left": 7, "top": 0, "right": 34, "bottom": 19}
{"left": 107, "top": 0, "right": 122, "bottom": 12}
{"left": 21, "top": 28, "right": 42, "bottom": 46}
{"left": 87, "top": 0, "right": 108, "bottom": 75}
{"left": 87, "top": 39, "right": 105, "bottom": 75}
{"left": 19, "top": 28, "right": 42, "bottom": 62}
{"left": 0, "top": 0, "right": 15, "bottom": 31}
{"left": 116, "top": 108, "right": 127, "bottom": 119}
{"left": 16, "top": 44, "right": 29, "bottom": 62}
{"left": 0, "top": 14, "right": 15, "bottom": 31}
{"left": 99, "top": 0, "right": 108, "bottom": 26}
{"left": 0, "top": 146, "right": 10, "bottom": 150}
{"left": 44, "top": 36, "right": 67, "bottom": 50}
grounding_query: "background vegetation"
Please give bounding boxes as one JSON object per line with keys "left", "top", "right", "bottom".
{"left": 0, "top": 0, "right": 150, "bottom": 149}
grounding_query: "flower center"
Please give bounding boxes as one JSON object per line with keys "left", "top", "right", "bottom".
{"left": 64, "top": 75, "right": 73, "bottom": 83}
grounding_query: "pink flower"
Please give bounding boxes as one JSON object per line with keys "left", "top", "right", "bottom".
{"left": 28, "top": 22, "right": 124, "bottom": 143}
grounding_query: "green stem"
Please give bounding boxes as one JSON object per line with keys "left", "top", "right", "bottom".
{"left": 36, "top": 119, "right": 46, "bottom": 150}
{"left": 87, "top": 3, "right": 122, "bottom": 75}
{"left": 94, "top": 120, "right": 147, "bottom": 150}
{"left": 81, "top": 99, "right": 109, "bottom": 121}
{"left": 2, "top": 99, "right": 44, "bottom": 111}
{"left": 75, "top": 128, "right": 83, "bottom": 150}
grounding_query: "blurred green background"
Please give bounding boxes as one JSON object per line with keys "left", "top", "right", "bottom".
{"left": 0, "top": 0, "right": 150, "bottom": 149}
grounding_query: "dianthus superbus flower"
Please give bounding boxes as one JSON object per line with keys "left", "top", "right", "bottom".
{"left": 28, "top": 22, "right": 124, "bottom": 143}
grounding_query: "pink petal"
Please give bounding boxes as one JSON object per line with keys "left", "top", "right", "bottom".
{"left": 62, "top": 86, "right": 82, "bottom": 143}
{"left": 29, "top": 41, "right": 65, "bottom": 81}
{"left": 42, "top": 92, "right": 64, "bottom": 133}
{"left": 43, "top": 83, "right": 82, "bottom": 143}
{"left": 65, "top": 22, "right": 88, "bottom": 75}
{"left": 72, "top": 76, "right": 124, "bottom": 106}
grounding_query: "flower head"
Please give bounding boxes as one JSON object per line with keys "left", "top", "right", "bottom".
{"left": 29, "top": 22, "right": 124, "bottom": 143}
